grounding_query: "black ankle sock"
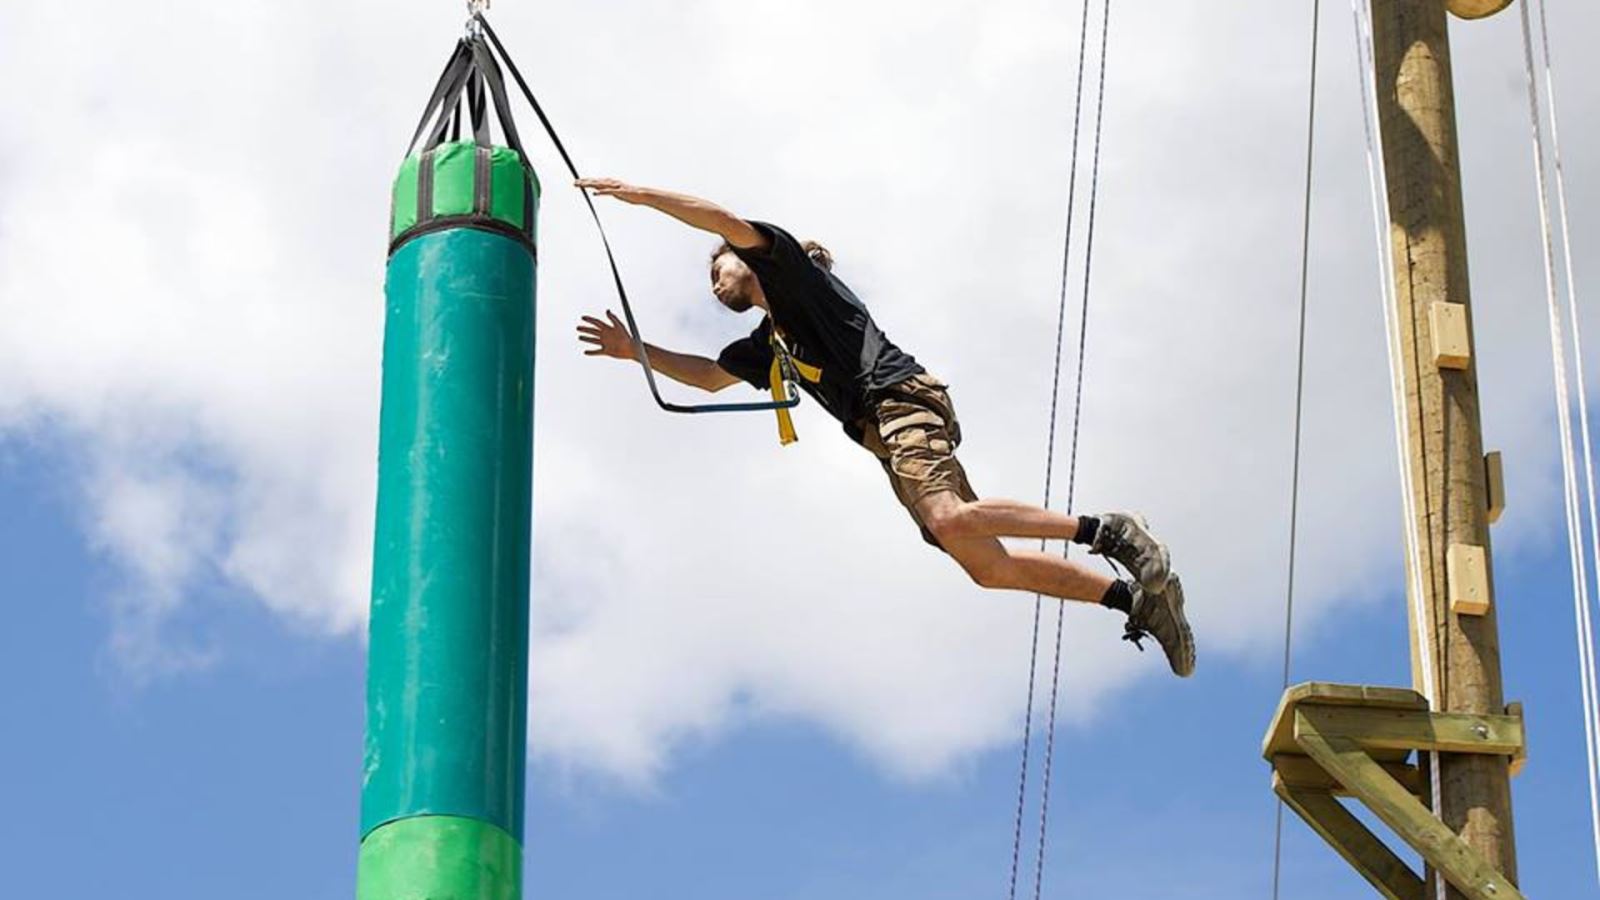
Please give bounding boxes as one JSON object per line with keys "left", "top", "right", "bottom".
{"left": 1100, "top": 580, "right": 1134, "bottom": 614}
{"left": 1073, "top": 515, "right": 1101, "bottom": 546}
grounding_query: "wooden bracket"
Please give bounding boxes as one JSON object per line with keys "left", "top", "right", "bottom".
{"left": 1264, "top": 683, "right": 1526, "bottom": 900}
{"left": 1507, "top": 701, "right": 1527, "bottom": 777}
{"left": 1276, "top": 783, "right": 1424, "bottom": 900}
{"left": 1273, "top": 754, "right": 1423, "bottom": 797}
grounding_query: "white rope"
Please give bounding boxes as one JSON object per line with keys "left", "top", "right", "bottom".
{"left": 1519, "top": 0, "right": 1600, "bottom": 881}
{"left": 1534, "top": 1, "right": 1600, "bottom": 858}
{"left": 1348, "top": 6, "right": 1445, "bottom": 895}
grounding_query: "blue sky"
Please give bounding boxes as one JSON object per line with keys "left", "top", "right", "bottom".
{"left": 3, "top": 0, "right": 1599, "bottom": 897}
{"left": 3, "top": 432, "right": 1597, "bottom": 897}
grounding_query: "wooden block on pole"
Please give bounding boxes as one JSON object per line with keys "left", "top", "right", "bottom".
{"left": 1448, "top": 543, "right": 1491, "bottom": 616}
{"left": 1430, "top": 301, "right": 1472, "bottom": 370}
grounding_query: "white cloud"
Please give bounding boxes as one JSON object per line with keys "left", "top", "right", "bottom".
{"left": 2, "top": 0, "right": 1597, "bottom": 782}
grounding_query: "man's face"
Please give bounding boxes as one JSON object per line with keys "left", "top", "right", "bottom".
{"left": 710, "top": 251, "right": 758, "bottom": 313}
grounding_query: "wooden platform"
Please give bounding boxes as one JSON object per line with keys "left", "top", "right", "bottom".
{"left": 1264, "top": 682, "right": 1525, "bottom": 900}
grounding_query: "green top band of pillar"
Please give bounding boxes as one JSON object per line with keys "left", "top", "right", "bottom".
{"left": 391, "top": 141, "right": 541, "bottom": 253}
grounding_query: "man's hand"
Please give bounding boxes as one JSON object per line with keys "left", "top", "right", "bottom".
{"left": 575, "top": 178, "right": 652, "bottom": 205}
{"left": 572, "top": 177, "right": 767, "bottom": 250}
{"left": 576, "top": 310, "right": 637, "bottom": 360}
{"left": 578, "top": 309, "right": 742, "bottom": 393}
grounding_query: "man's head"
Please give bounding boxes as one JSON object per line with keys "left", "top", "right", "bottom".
{"left": 708, "top": 238, "right": 834, "bottom": 313}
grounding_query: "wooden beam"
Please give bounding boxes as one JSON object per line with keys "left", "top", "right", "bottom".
{"left": 1296, "top": 711, "right": 1524, "bottom": 900}
{"left": 1273, "top": 754, "right": 1424, "bottom": 797}
{"left": 1507, "top": 701, "right": 1527, "bottom": 777}
{"left": 1264, "top": 683, "right": 1429, "bottom": 761}
{"left": 1277, "top": 784, "right": 1425, "bottom": 900}
{"left": 1297, "top": 704, "right": 1523, "bottom": 757}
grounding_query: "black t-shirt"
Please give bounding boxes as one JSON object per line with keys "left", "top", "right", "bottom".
{"left": 716, "top": 221, "right": 923, "bottom": 436}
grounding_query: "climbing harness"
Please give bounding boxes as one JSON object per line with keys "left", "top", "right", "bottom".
{"left": 767, "top": 329, "right": 822, "bottom": 445}
{"left": 1007, "top": 0, "right": 1111, "bottom": 897}
{"left": 461, "top": 14, "right": 804, "bottom": 421}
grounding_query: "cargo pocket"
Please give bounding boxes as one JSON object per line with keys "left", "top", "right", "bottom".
{"left": 878, "top": 406, "right": 944, "bottom": 482}
{"left": 904, "top": 376, "right": 962, "bottom": 449}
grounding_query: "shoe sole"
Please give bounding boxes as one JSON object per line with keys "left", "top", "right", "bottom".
{"left": 1160, "top": 575, "right": 1196, "bottom": 678}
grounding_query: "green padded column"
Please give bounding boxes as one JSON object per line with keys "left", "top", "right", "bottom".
{"left": 357, "top": 815, "right": 522, "bottom": 900}
{"left": 361, "top": 133, "right": 538, "bottom": 899}
{"left": 363, "top": 225, "right": 536, "bottom": 838}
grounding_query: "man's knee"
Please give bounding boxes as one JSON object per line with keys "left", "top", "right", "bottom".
{"left": 917, "top": 494, "right": 1010, "bottom": 587}
{"left": 921, "top": 498, "right": 976, "bottom": 545}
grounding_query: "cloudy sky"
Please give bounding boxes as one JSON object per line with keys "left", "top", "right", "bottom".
{"left": 2, "top": 0, "right": 1598, "bottom": 897}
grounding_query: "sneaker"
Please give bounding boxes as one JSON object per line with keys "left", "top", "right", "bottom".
{"left": 1124, "top": 574, "right": 1195, "bottom": 678}
{"left": 1089, "top": 512, "right": 1171, "bottom": 593}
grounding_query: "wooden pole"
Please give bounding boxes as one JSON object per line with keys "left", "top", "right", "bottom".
{"left": 1369, "top": 0, "right": 1518, "bottom": 894}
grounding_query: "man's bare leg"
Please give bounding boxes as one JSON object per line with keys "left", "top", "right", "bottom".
{"left": 937, "top": 532, "right": 1115, "bottom": 604}
{"left": 915, "top": 492, "right": 1111, "bottom": 604}
{"left": 912, "top": 493, "right": 1196, "bottom": 677}
{"left": 921, "top": 491, "right": 1170, "bottom": 595}
{"left": 938, "top": 497, "right": 1085, "bottom": 541}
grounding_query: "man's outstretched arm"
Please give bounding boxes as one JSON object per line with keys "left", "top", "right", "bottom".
{"left": 575, "top": 178, "right": 772, "bottom": 251}
{"left": 576, "top": 310, "right": 742, "bottom": 393}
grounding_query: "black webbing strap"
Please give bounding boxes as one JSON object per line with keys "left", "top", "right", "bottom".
{"left": 467, "top": 40, "right": 529, "bottom": 164}
{"left": 408, "top": 41, "right": 474, "bottom": 156}
{"left": 472, "top": 14, "right": 800, "bottom": 415}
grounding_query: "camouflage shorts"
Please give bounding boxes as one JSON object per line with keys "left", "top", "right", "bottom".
{"left": 858, "top": 372, "right": 978, "bottom": 548}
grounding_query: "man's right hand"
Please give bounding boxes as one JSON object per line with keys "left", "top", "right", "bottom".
{"left": 577, "top": 310, "right": 637, "bottom": 360}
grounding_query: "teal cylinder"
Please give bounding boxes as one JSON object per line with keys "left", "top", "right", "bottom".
{"left": 360, "top": 224, "right": 536, "bottom": 840}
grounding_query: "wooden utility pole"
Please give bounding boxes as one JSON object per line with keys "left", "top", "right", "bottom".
{"left": 1263, "top": 3, "right": 1526, "bottom": 899}
{"left": 1371, "top": 0, "right": 1517, "bottom": 894}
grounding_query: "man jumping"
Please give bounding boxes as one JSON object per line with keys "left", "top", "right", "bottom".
{"left": 574, "top": 178, "right": 1195, "bottom": 677}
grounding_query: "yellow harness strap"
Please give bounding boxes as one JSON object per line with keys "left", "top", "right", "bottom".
{"left": 768, "top": 329, "right": 822, "bottom": 445}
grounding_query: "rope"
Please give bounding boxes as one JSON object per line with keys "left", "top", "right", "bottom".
{"left": 1007, "top": 0, "right": 1099, "bottom": 892}
{"left": 1271, "top": 0, "right": 1320, "bottom": 895}
{"left": 1533, "top": 0, "right": 1600, "bottom": 879}
{"left": 1348, "top": 5, "right": 1446, "bottom": 896}
{"left": 1517, "top": 0, "right": 1600, "bottom": 882}
{"left": 1005, "top": 0, "right": 1114, "bottom": 896}
{"left": 1030, "top": 3, "right": 1112, "bottom": 896}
